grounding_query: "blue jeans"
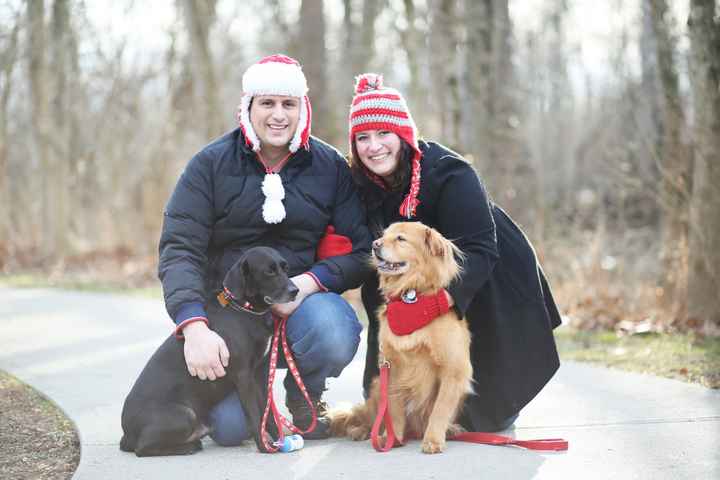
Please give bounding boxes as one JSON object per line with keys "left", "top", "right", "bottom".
{"left": 208, "top": 292, "right": 362, "bottom": 446}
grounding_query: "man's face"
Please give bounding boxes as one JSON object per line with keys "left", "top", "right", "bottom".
{"left": 249, "top": 95, "right": 301, "bottom": 151}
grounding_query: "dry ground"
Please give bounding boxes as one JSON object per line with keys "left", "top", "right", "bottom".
{"left": 0, "top": 371, "right": 79, "bottom": 480}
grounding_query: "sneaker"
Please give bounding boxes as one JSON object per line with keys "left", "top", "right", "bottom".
{"left": 286, "top": 394, "right": 331, "bottom": 440}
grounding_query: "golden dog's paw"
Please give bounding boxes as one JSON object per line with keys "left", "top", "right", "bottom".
{"left": 347, "top": 425, "right": 371, "bottom": 441}
{"left": 445, "top": 423, "right": 466, "bottom": 439}
{"left": 421, "top": 437, "right": 445, "bottom": 454}
{"left": 377, "top": 434, "right": 404, "bottom": 448}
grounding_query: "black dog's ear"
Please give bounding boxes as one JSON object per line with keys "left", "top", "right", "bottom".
{"left": 225, "top": 258, "right": 249, "bottom": 299}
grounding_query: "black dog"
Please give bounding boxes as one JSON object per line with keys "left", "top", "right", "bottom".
{"left": 120, "top": 247, "right": 298, "bottom": 456}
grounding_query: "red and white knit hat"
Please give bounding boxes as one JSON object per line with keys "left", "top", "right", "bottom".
{"left": 349, "top": 73, "right": 422, "bottom": 218}
{"left": 237, "top": 54, "right": 312, "bottom": 153}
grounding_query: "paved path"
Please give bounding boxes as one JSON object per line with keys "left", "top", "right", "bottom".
{"left": 1, "top": 287, "right": 719, "bottom": 480}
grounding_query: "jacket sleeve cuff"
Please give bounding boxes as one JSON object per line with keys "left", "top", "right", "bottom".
{"left": 305, "top": 268, "right": 330, "bottom": 292}
{"left": 174, "top": 316, "right": 209, "bottom": 340}
{"left": 174, "top": 302, "right": 208, "bottom": 326}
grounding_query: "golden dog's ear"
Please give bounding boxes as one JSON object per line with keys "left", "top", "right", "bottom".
{"left": 425, "top": 226, "right": 448, "bottom": 258}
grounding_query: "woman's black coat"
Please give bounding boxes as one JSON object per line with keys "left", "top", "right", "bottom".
{"left": 359, "top": 141, "right": 561, "bottom": 428}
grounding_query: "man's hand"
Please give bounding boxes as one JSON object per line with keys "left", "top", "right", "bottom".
{"left": 182, "top": 321, "right": 230, "bottom": 380}
{"left": 271, "top": 274, "right": 320, "bottom": 318}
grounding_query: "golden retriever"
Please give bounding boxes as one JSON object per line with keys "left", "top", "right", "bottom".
{"left": 330, "top": 222, "right": 473, "bottom": 453}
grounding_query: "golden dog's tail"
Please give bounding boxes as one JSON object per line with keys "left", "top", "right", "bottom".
{"left": 328, "top": 408, "right": 354, "bottom": 436}
{"left": 328, "top": 394, "right": 379, "bottom": 440}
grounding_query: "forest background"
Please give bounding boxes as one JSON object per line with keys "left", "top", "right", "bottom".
{"left": 1, "top": 0, "right": 719, "bottom": 338}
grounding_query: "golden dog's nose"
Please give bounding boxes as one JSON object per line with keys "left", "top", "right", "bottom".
{"left": 373, "top": 239, "right": 383, "bottom": 249}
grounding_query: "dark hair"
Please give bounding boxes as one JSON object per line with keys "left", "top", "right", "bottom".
{"left": 349, "top": 138, "right": 413, "bottom": 193}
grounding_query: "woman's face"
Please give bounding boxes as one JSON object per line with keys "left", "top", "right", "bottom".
{"left": 354, "top": 130, "right": 402, "bottom": 179}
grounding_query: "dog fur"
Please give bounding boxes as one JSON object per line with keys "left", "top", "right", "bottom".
{"left": 120, "top": 246, "right": 297, "bottom": 456}
{"left": 330, "top": 222, "right": 473, "bottom": 453}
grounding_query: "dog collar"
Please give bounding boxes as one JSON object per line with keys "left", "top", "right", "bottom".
{"left": 218, "top": 287, "right": 269, "bottom": 315}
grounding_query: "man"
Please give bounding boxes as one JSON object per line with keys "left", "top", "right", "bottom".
{"left": 158, "top": 54, "right": 371, "bottom": 443}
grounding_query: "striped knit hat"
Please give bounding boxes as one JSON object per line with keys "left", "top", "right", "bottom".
{"left": 237, "top": 54, "right": 312, "bottom": 153}
{"left": 349, "top": 73, "right": 422, "bottom": 218}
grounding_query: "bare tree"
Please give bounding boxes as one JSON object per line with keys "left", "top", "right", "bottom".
{"left": 298, "top": 0, "right": 330, "bottom": 140}
{"left": 687, "top": 0, "right": 720, "bottom": 334}
{"left": 27, "top": 0, "right": 56, "bottom": 259}
{"left": 648, "top": 0, "right": 691, "bottom": 296}
{"left": 182, "top": 0, "right": 222, "bottom": 139}
{"left": 47, "top": 0, "right": 74, "bottom": 259}
{"left": 428, "top": 0, "right": 459, "bottom": 147}
{"left": 461, "top": 0, "right": 534, "bottom": 226}
{"left": 0, "top": 18, "right": 20, "bottom": 260}
{"left": 398, "top": 0, "right": 425, "bottom": 118}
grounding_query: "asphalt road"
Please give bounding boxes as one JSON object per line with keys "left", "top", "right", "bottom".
{"left": 1, "top": 287, "right": 718, "bottom": 479}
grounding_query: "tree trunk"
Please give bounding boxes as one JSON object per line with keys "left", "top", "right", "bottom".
{"left": 461, "top": 0, "right": 533, "bottom": 225}
{"left": 27, "top": 0, "right": 54, "bottom": 259}
{"left": 648, "top": 0, "right": 691, "bottom": 298}
{"left": 298, "top": 0, "right": 330, "bottom": 140}
{"left": 49, "top": 0, "right": 72, "bottom": 258}
{"left": 0, "top": 20, "right": 20, "bottom": 260}
{"left": 687, "top": 0, "right": 720, "bottom": 335}
{"left": 358, "top": 0, "right": 379, "bottom": 74}
{"left": 640, "top": 0, "right": 663, "bottom": 172}
{"left": 399, "top": 0, "right": 424, "bottom": 120}
{"left": 182, "top": 0, "right": 222, "bottom": 139}
{"left": 429, "top": 0, "right": 459, "bottom": 148}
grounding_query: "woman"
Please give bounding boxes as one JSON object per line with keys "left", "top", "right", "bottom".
{"left": 348, "top": 74, "right": 561, "bottom": 432}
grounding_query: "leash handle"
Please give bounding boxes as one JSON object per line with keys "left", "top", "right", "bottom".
{"left": 370, "top": 362, "right": 400, "bottom": 452}
{"left": 449, "top": 431, "right": 568, "bottom": 451}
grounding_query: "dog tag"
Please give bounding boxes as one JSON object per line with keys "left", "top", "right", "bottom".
{"left": 401, "top": 289, "right": 417, "bottom": 304}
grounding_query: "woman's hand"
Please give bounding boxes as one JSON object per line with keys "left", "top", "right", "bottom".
{"left": 182, "top": 322, "right": 230, "bottom": 380}
{"left": 271, "top": 274, "right": 320, "bottom": 318}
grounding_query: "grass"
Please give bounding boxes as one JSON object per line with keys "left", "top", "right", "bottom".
{"left": 555, "top": 325, "right": 720, "bottom": 388}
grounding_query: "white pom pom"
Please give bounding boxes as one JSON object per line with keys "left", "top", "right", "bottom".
{"left": 261, "top": 173, "right": 286, "bottom": 223}
{"left": 263, "top": 199, "right": 286, "bottom": 223}
{"left": 262, "top": 173, "right": 285, "bottom": 200}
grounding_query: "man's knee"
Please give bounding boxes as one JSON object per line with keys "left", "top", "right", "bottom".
{"left": 208, "top": 393, "right": 250, "bottom": 447}
{"left": 289, "top": 293, "right": 362, "bottom": 365}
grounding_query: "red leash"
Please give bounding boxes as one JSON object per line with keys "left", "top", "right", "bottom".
{"left": 370, "top": 361, "right": 401, "bottom": 451}
{"left": 259, "top": 315, "right": 317, "bottom": 453}
{"left": 370, "top": 363, "right": 568, "bottom": 452}
{"left": 449, "top": 432, "right": 568, "bottom": 451}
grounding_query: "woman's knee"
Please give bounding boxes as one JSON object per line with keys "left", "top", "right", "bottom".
{"left": 208, "top": 392, "right": 250, "bottom": 447}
